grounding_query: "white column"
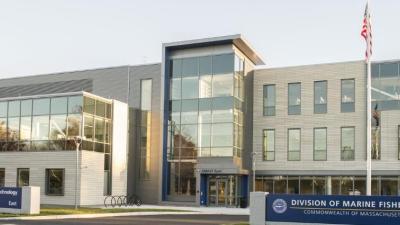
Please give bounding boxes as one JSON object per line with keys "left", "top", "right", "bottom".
{"left": 326, "top": 176, "right": 332, "bottom": 195}
{"left": 250, "top": 192, "right": 267, "bottom": 225}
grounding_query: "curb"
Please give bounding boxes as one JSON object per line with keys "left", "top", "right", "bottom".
{"left": 0, "top": 211, "right": 230, "bottom": 221}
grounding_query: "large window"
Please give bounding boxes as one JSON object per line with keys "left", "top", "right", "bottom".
{"left": 17, "top": 168, "right": 29, "bottom": 187}
{"left": 263, "top": 85, "right": 276, "bottom": 116}
{"left": 141, "top": 79, "right": 152, "bottom": 111}
{"left": 314, "top": 81, "right": 327, "bottom": 114}
{"left": 45, "top": 169, "right": 64, "bottom": 196}
{"left": 167, "top": 53, "right": 238, "bottom": 202}
{"left": 341, "top": 127, "right": 355, "bottom": 160}
{"left": 33, "top": 98, "right": 50, "bottom": 115}
{"left": 0, "top": 95, "right": 86, "bottom": 152}
{"left": 0, "top": 168, "right": 4, "bottom": 187}
{"left": 288, "top": 128, "right": 301, "bottom": 161}
{"left": 371, "top": 62, "right": 400, "bottom": 111}
{"left": 182, "top": 77, "right": 199, "bottom": 99}
{"left": 288, "top": 83, "right": 301, "bottom": 115}
{"left": 139, "top": 79, "right": 152, "bottom": 180}
{"left": 314, "top": 128, "right": 327, "bottom": 161}
{"left": 263, "top": 129, "right": 275, "bottom": 161}
{"left": 8, "top": 101, "right": 20, "bottom": 151}
{"left": 212, "top": 74, "right": 233, "bottom": 97}
{"left": 341, "top": 79, "right": 355, "bottom": 112}
{"left": 258, "top": 176, "right": 400, "bottom": 196}
{"left": 255, "top": 176, "right": 327, "bottom": 195}
{"left": 49, "top": 115, "right": 67, "bottom": 150}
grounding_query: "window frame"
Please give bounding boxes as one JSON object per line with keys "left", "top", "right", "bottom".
{"left": 288, "top": 82, "right": 301, "bottom": 115}
{"left": 313, "top": 127, "right": 327, "bottom": 161}
{"left": 287, "top": 128, "right": 301, "bottom": 161}
{"left": 45, "top": 168, "right": 65, "bottom": 196}
{"left": 0, "top": 168, "right": 4, "bottom": 187}
{"left": 17, "top": 168, "right": 29, "bottom": 187}
{"left": 263, "top": 129, "right": 275, "bottom": 161}
{"left": 314, "top": 80, "right": 327, "bottom": 114}
{"left": 341, "top": 126, "right": 355, "bottom": 161}
{"left": 398, "top": 126, "right": 400, "bottom": 160}
{"left": 341, "top": 79, "right": 355, "bottom": 113}
{"left": 263, "top": 84, "right": 276, "bottom": 116}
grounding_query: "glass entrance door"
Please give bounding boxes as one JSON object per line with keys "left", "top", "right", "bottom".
{"left": 217, "top": 179, "right": 227, "bottom": 206}
{"left": 208, "top": 175, "right": 239, "bottom": 207}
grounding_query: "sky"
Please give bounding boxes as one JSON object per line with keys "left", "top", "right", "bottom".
{"left": 0, "top": 0, "right": 399, "bottom": 79}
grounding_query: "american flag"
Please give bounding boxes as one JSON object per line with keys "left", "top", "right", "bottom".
{"left": 361, "top": 2, "right": 372, "bottom": 62}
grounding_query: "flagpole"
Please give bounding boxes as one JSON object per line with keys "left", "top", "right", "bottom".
{"left": 366, "top": 59, "right": 372, "bottom": 196}
{"left": 366, "top": 0, "right": 372, "bottom": 196}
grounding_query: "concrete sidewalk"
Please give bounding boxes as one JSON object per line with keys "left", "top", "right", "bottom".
{"left": 0, "top": 205, "right": 249, "bottom": 221}
{"left": 114, "top": 204, "right": 249, "bottom": 215}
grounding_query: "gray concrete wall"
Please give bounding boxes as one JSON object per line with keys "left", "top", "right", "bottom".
{"left": 127, "top": 63, "right": 162, "bottom": 204}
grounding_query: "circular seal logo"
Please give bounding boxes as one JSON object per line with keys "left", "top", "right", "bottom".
{"left": 272, "top": 198, "right": 287, "bottom": 214}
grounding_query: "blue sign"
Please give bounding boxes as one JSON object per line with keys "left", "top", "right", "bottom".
{"left": 0, "top": 187, "right": 22, "bottom": 209}
{"left": 267, "top": 194, "right": 400, "bottom": 225}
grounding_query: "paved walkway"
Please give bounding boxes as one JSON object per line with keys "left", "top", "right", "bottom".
{"left": 113, "top": 204, "right": 249, "bottom": 215}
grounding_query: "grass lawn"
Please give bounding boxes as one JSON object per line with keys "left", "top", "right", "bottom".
{"left": 0, "top": 207, "right": 188, "bottom": 218}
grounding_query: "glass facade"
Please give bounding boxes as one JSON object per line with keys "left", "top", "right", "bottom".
{"left": 139, "top": 79, "right": 152, "bottom": 180}
{"left": 372, "top": 62, "right": 400, "bottom": 110}
{"left": 0, "top": 93, "right": 113, "bottom": 195}
{"left": 167, "top": 53, "right": 245, "bottom": 200}
{"left": 0, "top": 94, "right": 112, "bottom": 152}
{"left": 314, "top": 81, "right": 327, "bottom": 114}
{"left": 2, "top": 96, "right": 71, "bottom": 151}
{"left": 371, "top": 62, "right": 400, "bottom": 160}
{"left": 256, "top": 176, "right": 399, "bottom": 196}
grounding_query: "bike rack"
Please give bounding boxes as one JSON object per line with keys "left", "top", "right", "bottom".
{"left": 104, "top": 195, "right": 142, "bottom": 208}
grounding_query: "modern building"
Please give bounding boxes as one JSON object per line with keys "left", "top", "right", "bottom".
{"left": 0, "top": 34, "right": 399, "bottom": 207}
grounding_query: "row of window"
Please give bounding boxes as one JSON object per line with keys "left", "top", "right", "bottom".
{"left": 264, "top": 125, "right": 400, "bottom": 161}
{"left": 0, "top": 95, "right": 112, "bottom": 152}
{"left": 263, "top": 79, "right": 355, "bottom": 116}
{"left": 170, "top": 54, "right": 244, "bottom": 101}
{"left": 0, "top": 168, "right": 64, "bottom": 196}
{"left": 263, "top": 127, "right": 355, "bottom": 161}
{"left": 255, "top": 175, "right": 399, "bottom": 196}
{"left": 0, "top": 96, "right": 112, "bottom": 119}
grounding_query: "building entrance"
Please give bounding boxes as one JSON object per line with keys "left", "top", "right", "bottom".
{"left": 208, "top": 175, "right": 238, "bottom": 207}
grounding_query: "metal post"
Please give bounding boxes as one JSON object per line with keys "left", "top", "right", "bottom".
{"left": 252, "top": 152, "right": 257, "bottom": 192}
{"left": 366, "top": 0, "right": 372, "bottom": 195}
{"left": 366, "top": 59, "right": 372, "bottom": 196}
{"left": 74, "top": 137, "right": 81, "bottom": 210}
